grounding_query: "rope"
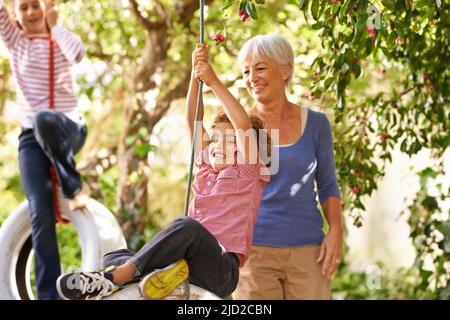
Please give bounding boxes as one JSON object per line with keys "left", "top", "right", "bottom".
{"left": 183, "top": 0, "right": 205, "bottom": 217}
{"left": 49, "top": 34, "right": 69, "bottom": 224}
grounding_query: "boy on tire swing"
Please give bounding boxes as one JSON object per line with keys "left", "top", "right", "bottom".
{"left": 56, "top": 44, "right": 271, "bottom": 300}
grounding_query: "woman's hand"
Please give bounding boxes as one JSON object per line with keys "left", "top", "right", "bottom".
{"left": 317, "top": 226, "right": 343, "bottom": 280}
{"left": 45, "top": 0, "right": 59, "bottom": 29}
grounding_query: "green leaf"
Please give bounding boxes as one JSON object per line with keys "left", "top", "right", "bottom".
{"left": 337, "top": 78, "right": 347, "bottom": 94}
{"left": 419, "top": 167, "right": 438, "bottom": 179}
{"left": 125, "top": 136, "right": 136, "bottom": 146}
{"left": 135, "top": 143, "right": 156, "bottom": 158}
{"left": 415, "top": 0, "right": 428, "bottom": 9}
{"left": 299, "top": 0, "right": 309, "bottom": 10}
{"left": 332, "top": 3, "right": 340, "bottom": 15}
{"left": 421, "top": 196, "right": 438, "bottom": 212}
{"left": 351, "top": 61, "right": 361, "bottom": 78}
{"left": 436, "top": 222, "right": 450, "bottom": 237}
{"left": 382, "top": 0, "right": 396, "bottom": 10}
{"left": 222, "top": 0, "right": 234, "bottom": 11}
{"left": 311, "top": 0, "right": 320, "bottom": 20}
{"left": 366, "top": 37, "right": 374, "bottom": 55}
{"left": 138, "top": 127, "right": 148, "bottom": 137}
{"left": 311, "top": 21, "right": 324, "bottom": 30}
{"left": 246, "top": 1, "right": 258, "bottom": 19}
{"left": 356, "top": 15, "right": 368, "bottom": 34}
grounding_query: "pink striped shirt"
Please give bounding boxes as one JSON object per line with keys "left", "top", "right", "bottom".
{"left": 0, "top": 3, "right": 86, "bottom": 128}
{"left": 189, "top": 148, "right": 270, "bottom": 267}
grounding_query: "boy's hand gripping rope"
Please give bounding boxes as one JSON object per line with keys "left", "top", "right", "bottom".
{"left": 183, "top": 0, "right": 205, "bottom": 217}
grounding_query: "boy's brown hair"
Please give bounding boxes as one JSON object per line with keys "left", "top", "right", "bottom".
{"left": 211, "top": 112, "right": 272, "bottom": 165}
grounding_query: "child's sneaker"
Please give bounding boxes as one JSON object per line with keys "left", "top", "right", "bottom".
{"left": 56, "top": 267, "right": 121, "bottom": 300}
{"left": 139, "top": 259, "right": 189, "bottom": 300}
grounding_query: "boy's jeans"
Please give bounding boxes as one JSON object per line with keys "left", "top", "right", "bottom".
{"left": 103, "top": 217, "right": 240, "bottom": 298}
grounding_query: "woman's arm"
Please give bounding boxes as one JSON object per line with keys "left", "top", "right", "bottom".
{"left": 0, "top": 1, "right": 21, "bottom": 50}
{"left": 314, "top": 112, "right": 343, "bottom": 279}
{"left": 194, "top": 45, "right": 258, "bottom": 163}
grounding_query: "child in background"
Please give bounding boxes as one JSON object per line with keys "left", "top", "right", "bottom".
{"left": 56, "top": 43, "right": 271, "bottom": 300}
{"left": 0, "top": 0, "right": 89, "bottom": 299}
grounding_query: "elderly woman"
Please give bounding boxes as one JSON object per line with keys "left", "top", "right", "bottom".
{"left": 233, "top": 35, "right": 343, "bottom": 300}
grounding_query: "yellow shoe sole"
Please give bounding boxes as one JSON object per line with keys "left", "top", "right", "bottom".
{"left": 140, "top": 259, "right": 189, "bottom": 300}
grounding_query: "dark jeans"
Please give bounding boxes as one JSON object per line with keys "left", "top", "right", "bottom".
{"left": 103, "top": 217, "right": 240, "bottom": 298}
{"left": 18, "top": 111, "right": 87, "bottom": 300}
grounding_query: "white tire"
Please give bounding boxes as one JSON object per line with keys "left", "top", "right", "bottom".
{"left": 103, "top": 283, "right": 221, "bottom": 300}
{"left": 0, "top": 198, "right": 127, "bottom": 300}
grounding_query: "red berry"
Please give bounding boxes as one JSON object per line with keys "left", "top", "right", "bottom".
{"left": 353, "top": 216, "right": 363, "bottom": 228}
{"left": 239, "top": 9, "right": 249, "bottom": 22}
{"left": 352, "top": 187, "right": 360, "bottom": 194}
{"left": 332, "top": 0, "right": 339, "bottom": 4}
{"left": 354, "top": 220, "right": 363, "bottom": 228}
{"left": 379, "top": 132, "right": 389, "bottom": 142}
{"left": 366, "top": 25, "right": 376, "bottom": 41}
{"left": 213, "top": 34, "right": 225, "bottom": 43}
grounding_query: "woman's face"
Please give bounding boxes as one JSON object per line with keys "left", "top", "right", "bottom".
{"left": 241, "top": 53, "right": 290, "bottom": 104}
{"left": 15, "top": 0, "right": 47, "bottom": 35}
{"left": 208, "top": 122, "right": 237, "bottom": 172}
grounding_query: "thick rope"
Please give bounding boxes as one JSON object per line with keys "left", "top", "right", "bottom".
{"left": 183, "top": 0, "right": 205, "bottom": 216}
{"left": 49, "top": 33, "right": 69, "bottom": 224}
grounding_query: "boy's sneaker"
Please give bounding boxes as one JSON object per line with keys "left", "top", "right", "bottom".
{"left": 56, "top": 267, "right": 121, "bottom": 300}
{"left": 139, "top": 259, "right": 189, "bottom": 300}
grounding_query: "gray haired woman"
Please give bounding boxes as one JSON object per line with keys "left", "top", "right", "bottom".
{"left": 233, "top": 34, "right": 343, "bottom": 300}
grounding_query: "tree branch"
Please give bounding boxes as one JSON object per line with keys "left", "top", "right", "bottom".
{"left": 88, "top": 49, "right": 113, "bottom": 61}
{"left": 129, "top": 0, "right": 164, "bottom": 31}
{"left": 177, "top": 0, "right": 215, "bottom": 25}
{"left": 154, "top": 0, "right": 171, "bottom": 27}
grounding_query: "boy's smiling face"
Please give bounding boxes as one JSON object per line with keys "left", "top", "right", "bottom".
{"left": 208, "top": 122, "right": 237, "bottom": 172}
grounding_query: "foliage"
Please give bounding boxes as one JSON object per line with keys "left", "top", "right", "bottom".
{"left": 405, "top": 165, "right": 450, "bottom": 299}
{"left": 332, "top": 265, "right": 438, "bottom": 299}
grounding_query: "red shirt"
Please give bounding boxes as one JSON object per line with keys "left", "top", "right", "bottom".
{"left": 189, "top": 148, "right": 270, "bottom": 267}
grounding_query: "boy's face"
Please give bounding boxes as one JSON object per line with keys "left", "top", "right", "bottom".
{"left": 208, "top": 122, "right": 237, "bottom": 172}
{"left": 15, "top": 0, "right": 47, "bottom": 35}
